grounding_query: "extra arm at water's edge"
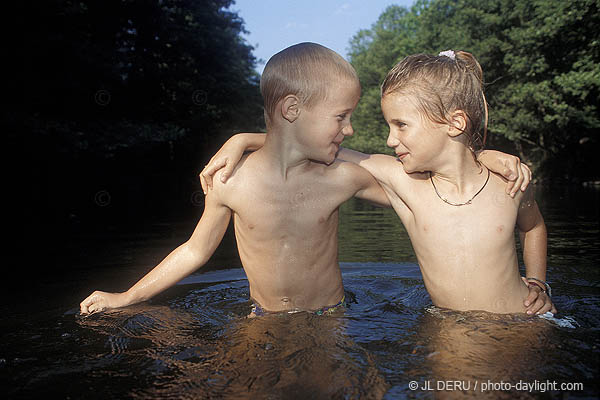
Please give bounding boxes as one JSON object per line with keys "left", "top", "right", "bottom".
{"left": 79, "top": 189, "right": 232, "bottom": 315}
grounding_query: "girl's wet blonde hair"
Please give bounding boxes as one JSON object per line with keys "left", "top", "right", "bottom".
{"left": 381, "top": 50, "right": 488, "bottom": 151}
{"left": 260, "top": 42, "right": 359, "bottom": 128}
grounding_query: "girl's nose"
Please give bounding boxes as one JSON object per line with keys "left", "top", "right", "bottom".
{"left": 386, "top": 132, "right": 399, "bottom": 148}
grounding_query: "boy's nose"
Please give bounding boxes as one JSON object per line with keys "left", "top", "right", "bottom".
{"left": 342, "top": 123, "right": 354, "bottom": 137}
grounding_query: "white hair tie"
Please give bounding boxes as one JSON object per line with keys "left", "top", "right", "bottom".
{"left": 438, "top": 50, "right": 455, "bottom": 60}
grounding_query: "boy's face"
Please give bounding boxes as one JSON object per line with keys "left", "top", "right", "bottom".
{"left": 381, "top": 93, "right": 448, "bottom": 173}
{"left": 295, "top": 77, "right": 361, "bottom": 164}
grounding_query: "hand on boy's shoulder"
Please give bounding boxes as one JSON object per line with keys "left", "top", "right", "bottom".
{"left": 488, "top": 170, "right": 527, "bottom": 204}
{"left": 203, "top": 158, "right": 247, "bottom": 208}
{"left": 208, "top": 154, "right": 251, "bottom": 191}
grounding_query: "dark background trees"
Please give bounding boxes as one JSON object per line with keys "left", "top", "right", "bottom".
{"left": 7, "top": 0, "right": 264, "bottom": 266}
{"left": 11, "top": 0, "right": 264, "bottom": 211}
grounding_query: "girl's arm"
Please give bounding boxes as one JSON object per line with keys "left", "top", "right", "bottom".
{"left": 80, "top": 189, "right": 232, "bottom": 314}
{"left": 516, "top": 187, "right": 556, "bottom": 315}
{"left": 200, "top": 133, "right": 266, "bottom": 193}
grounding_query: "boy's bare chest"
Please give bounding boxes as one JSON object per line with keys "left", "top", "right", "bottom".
{"left": 228, "top": 180, "right": 342, "bottom": 236}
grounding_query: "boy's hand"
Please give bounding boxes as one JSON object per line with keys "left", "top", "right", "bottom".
{"left": 477, "top": 150, "right": 532, "bottom": 197}
{"left": 199, "top": 136, "right": 247, "bottom": 193}
{"left": 80, "top": 291, "right": 128, "bottom": 315}
{"left": 522, "top": 278, "right": 557, "bottom": 315}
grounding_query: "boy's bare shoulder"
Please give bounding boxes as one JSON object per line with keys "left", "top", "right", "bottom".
{"left": 211, "top": 154, "right": 255, "bottom": 196}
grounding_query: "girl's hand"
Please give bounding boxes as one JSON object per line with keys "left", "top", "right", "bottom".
{"left": 522, "top": 278, "right": 557, "bottom": 315}
{"left": 80, "top": 291, "right": 129, "bottom": 315}
{"left": 199, "top": 134, "right": 256, "bottom": 193}
{"left": 477, "top": 150, "right": 532, "bottom": 197}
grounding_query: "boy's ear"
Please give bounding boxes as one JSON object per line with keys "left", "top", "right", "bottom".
{"left": 447, "top": 110, "right": 468, "bottom": 137}
{"left": 281, "top": 95, "right": 300, "bottom": 123}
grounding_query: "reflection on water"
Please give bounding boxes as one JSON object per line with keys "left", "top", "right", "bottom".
{"left": 1, "top": 186, "right": 598, "bottom": 398}
{"left": 412, "top": 308, "right": 555, "bottom": 399}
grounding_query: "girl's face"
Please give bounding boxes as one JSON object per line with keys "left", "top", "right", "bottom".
{"left": 381, "top": 93, "right": 449, "bottom": 173}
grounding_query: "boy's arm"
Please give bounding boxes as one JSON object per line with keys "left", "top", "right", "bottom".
{"left": 80, "top": 190, "right": 232, "bottom": 314}
{"left": 516, "top": 186, "right": 556, "bottom": 314}
{"left": 346, "top": 161, "right": 391, "bottom": 207}
{"left": 200, "top": 133, "right": 265, "bottom": 193}
{"left": 198, "top": 134, "right": 391, "bottom": 206}
{"left": 477, "top": 150, "right": 532, "bottom": 197}
{"left": 337, "top": 147, "right": 398, "bottom": 188}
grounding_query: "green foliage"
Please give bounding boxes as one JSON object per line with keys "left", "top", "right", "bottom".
{"left": 344, "top": 5, "right": 420, "bottom": 155}
{"left": 346, "top": 0, "right": 599, "bottom": 179}
{"left": 493, "top": 0, "right": 600, "bottom": 176}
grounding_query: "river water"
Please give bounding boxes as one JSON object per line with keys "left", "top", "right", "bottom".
{"left": 2, "top": 185, "right": 598, "bottom": 399}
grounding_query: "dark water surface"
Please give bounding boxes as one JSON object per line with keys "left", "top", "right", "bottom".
{"left": 1, "top": 186, "right": 598, "bottom": 399}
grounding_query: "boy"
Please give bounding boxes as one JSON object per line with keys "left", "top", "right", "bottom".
{"left": 81, "top": 43, "right": 389, "bottom": 315}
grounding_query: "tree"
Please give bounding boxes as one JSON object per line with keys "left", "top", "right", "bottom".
{"left": 345, "top": 4, "right": 420, "bottom": 155}
{"left": 11, "top": 0, "right": 263, "bottom": 158}
{"left": 346, "top": 0, "right": 600, "bottom": 180}
{"left": 7, "top": 0, "right": 264, "bottom": 242}
{"left": 493, "top": 0, "right": 600, "bottom": 178}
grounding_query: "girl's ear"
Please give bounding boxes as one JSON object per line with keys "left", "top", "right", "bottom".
{"left": 281, "top": 95, "right": 301, "bottom": 123}
{"left": 447, "top": 110, "right": 468, "bottom": 137}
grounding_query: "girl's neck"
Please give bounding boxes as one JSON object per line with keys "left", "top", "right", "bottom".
{"left": 429, "top": 145, "right": 485, "bottom": 195}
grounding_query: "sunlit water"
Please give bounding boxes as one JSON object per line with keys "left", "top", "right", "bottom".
{"left": 1, "top": 186, "right": 598, "bottom": 399}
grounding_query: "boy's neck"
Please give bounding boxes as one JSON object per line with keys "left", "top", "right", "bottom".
{"left": 260, "top": 127, "right": 312, "bottom": 180}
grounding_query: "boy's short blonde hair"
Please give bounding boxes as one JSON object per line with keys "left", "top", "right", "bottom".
{"left": 260, "top": 42, "right": 359, "bottom": 127}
